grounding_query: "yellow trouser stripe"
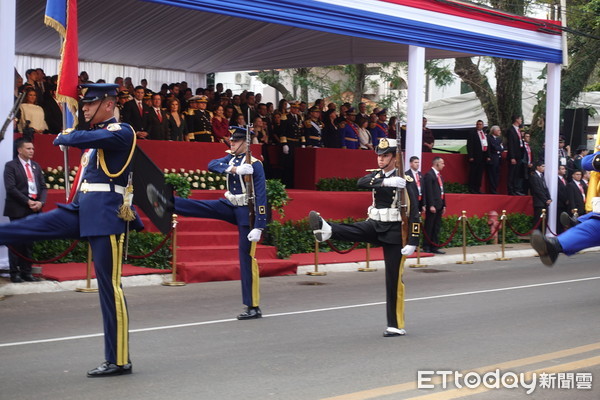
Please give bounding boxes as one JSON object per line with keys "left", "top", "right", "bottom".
{"left": 396, "top": 255, "right": 406, "bottom": 329}
{"left": 250, "top": 241, "right": 260, "bottom": 307}
{"left": 110, "top": 234, "right": 129, "bottom": 365}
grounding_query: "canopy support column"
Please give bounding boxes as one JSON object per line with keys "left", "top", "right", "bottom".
{"left": 544, "top": 63, "right": 561, "bottom": 235}
{"left": 405, "top": 45, "right": 425, "bottom": 171}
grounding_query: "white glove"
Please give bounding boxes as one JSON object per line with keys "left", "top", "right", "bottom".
{"left": 401, "top": 245, "right": 416, "bottom": 256}
{"left": 383, "top": 177, "right": 406, "bottom": 188}
{"left": 247, "top": 228, "right": 262, "bottom": 242}
{"left": 282, "top": 145, "right": 290, "bottom": 155}
{"left": 236, "top": 164, "right": 254, "bottom": 175}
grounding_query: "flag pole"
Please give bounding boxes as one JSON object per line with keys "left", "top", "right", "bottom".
{"left": 62, "top": 100, "right": 70, "bottom": 201}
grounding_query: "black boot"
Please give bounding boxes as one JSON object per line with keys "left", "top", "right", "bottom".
{"left": 560, "top": 212, "right": 579, "bottom": 229}
{"left": 531, "top": 230, "right": 563, "bottom": 267}
{"left": 87, "top": 361, "right": 132, "bottom": 377}
{"left": 237, "top": 306, "right": 262, "bottom": 320}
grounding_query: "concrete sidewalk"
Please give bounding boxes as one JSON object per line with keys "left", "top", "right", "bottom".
{"left": 1, "top": 243, "right": 598, "bottom": 297}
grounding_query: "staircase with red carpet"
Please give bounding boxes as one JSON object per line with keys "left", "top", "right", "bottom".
{"left": 143, "top": 216, "right": 298, "bottom": 283}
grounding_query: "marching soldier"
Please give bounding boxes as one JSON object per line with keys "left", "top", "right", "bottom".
{"left": 0, "top": 84, "right": 142, "bottom": 377}
{"left": 173, "top": 130, "right": 268, "bottom": 319}
{"left": 309, "top": 138, "right": 420, "bottom": 337}
{"left": 304, "top": 106, "right": 324, "bottom": 147}
{"left": 532, "top": 149, "right": 600, "bottom": 266}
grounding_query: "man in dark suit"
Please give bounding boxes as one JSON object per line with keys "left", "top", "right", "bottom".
{"left": 467, "top": 120, "right": 489, "bottom": 193}
{"left": 3, "top": 138, "right": 47, "bottom": 282}
{"left": 486, "top": 125, "right": 504, "bottom": 194}
{"left": 556, "top": 165, "right": 569, "bottom": 233}
{"left": 423, "top": 156, "right": 446, "bottom": 254}
{"left": 529, "top": 161, "right": 551, "bottom": 229}
{"left": 567, "top": 169, "right": 587, "bottom": 218}
{"left": 405, "top": 156, "right": 425, "bottom": 214}
{"left": 120, "top": 85, "right": 150, "bottom": 139}
{"left": 506, "top": 115, "right": 525, "bottom": 195}
{"left": 145, "top": 93, "right": 169, "bottom": 140}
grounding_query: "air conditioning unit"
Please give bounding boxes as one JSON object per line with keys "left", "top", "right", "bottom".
{"left": 235, "top": 73, "right": 243, "bottom": 84}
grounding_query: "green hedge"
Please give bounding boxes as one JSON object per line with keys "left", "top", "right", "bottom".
{"left": 32, "top": 231, "right": 172, "bottom": 270}
{"left": 316, "top": 177, "right": 468, "bottom": 193}
{"left": 265, "top": 213, "right": 532, "bottom": 258}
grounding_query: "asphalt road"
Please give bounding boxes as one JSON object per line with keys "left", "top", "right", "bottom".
{"left": 1, "top": 252, "right": 599, "bottom": 400}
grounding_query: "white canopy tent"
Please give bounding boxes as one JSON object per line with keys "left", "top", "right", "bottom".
{"left": 3, "top": 0, "right": 564, "bottom": 234}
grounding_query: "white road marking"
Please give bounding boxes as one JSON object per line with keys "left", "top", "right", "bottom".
{"left": 1, "top": 276, "right": 599, "bottom": 348}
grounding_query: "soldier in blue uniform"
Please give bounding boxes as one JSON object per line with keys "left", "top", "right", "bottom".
{"left": 173, "top": 130, "right": 268, "bottom": 319}
{"left": 369, "top": 108, "right": 389, "bottom": 147}
{"left": 339, "top": 108, "right": 360, "bottom": 149}
{"left": 531, "top": 150, "right": 600, "bottom": 266}
{"left": 0, "top": 84, "right": 141, "bottom": 377}
{"left": 309, "top": 138, "right": 421, "bottom": 337}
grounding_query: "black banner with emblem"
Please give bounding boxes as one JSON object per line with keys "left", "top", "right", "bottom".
{"left": 132, "top": 147, "right": 174, "bottom": 235}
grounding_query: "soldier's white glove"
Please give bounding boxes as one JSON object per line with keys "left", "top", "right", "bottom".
{"left": 282, "top": 145, "right": 290, "bottom": 155}
{"left": 383, "top": 177, "right": 406, "bottom": 188}
{"left": 247, "top": 228, "right": 262, "bottom": 242}
{"left": 236, "top": 164, "right": 254, "bottom": 175}
{"left": 401, "top": 245, "right": 416, "bottom": 256}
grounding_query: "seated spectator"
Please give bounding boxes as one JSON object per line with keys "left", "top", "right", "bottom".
{"left": 277, "top": 99, "right": 289, "bottom": 121}
{"left": 388, "top": 116, "right": 398, "bottom": 139}
{"left": 270, "top": 111, "right": 284, "bottom": 144}
{"left": 166, "top": 98, "right": 187, "bottom": 141}
{"left": 17, "top": 88, "right": 48, "bottom": 136}
{"left": 253, "top": 116, "right": 269, "bottom": 144}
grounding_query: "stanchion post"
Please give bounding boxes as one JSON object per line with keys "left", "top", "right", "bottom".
{"left": 307, "top": 239, "right": 327, "bottom": 276}
{"left": 76, "top": 242, "right": 98, "bottom": 293}
{"left": 456, "top": 210, "right": 473, "bottom": 265}
{"left": 410, "top": 242, "right": 427, "bottom": 268}
{"left": 541, "top": 209, "right": 547, "bottom": 235}
{"left": 358, "top": 243, "right": 378, "bottom": 272}
{"left": 495, "top": 210, "right": 511, "bottom": 261}
{"left": 163, "top": 214, "right": 186, "bottom": 286}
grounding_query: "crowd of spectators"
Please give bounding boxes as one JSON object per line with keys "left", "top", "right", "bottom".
{"left": 14, "top": 69, "right": 435, "bottom": 152}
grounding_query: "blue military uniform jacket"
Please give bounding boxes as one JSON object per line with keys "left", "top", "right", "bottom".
{"left": 340, "top": 122, "right": 360, "bottom": 149}
{"left": 54, "top": 118, "right": 142, "bottom": 237}
{"left": 369, "top": 122, "right": 388, "bottom": 147}
{"left": 208, "top": 152, "right": 267, "bottom": 229}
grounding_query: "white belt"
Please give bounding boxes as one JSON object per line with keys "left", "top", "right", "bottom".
{"left": 225, "top": 191, "right": 248, "bottom": 206}
{"left": 368, "top": 206, "right": 401, "bottom": 222}
{"left": 80, "top": 182, "right": 126, "bottom": 195}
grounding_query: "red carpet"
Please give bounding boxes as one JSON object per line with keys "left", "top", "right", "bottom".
{"left": 290, "top": 247, "right": 432, "bottom": 265}
{"left": 40, "top": 262, "right": 171, "bottom": 282}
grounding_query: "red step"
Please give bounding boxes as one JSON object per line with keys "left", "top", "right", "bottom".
{"left": 140, "top": 217, "right": 236, "bottom": 233}
{"left": 178, "top": 231, "right": 239, "bottom": 246}
{"left": 176, "top": 259, "right": 298, "bottom": 283}
{"left": 176, "top": 245, "right": 277, "bottom": 262}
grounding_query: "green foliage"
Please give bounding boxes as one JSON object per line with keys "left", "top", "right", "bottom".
{"left": 165, "top": 173, "right": 191, "bottom": 199}
{"left": 265, "top": 213, "right": 532, "bottom": 258}
{"left": 425, "top": 60, "right": 455, "bottom": 87}
{"left": 315, "top": 177, "right": 367, "bottom": 191}
{"left": 31, "top": 231, "right": 172, "bottom": 270}
{"left": 266, "top": 179, "right": 289, "bottom": 216}
{"left": 264, "top": 217, "right": 366, "bottom": 258}
{"left": 444, "top": 182, "right": 469, "bottom": 194}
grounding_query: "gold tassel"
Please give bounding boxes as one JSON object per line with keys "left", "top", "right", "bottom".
{"left": 118, "top": 204, "right": 136, "bottom": 222}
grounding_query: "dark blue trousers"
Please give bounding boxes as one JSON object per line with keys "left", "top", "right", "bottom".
{"left": 174, "top": 197, "right": 259, "bottom": 307}
{"left": 0, "top": 208, "right": 129, "bottom": 365}
{"left": 558, "top": 212, "right": 600, "bottom": 256}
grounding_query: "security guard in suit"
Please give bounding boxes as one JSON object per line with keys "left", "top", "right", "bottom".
{"left": 0, "top": 84, "right": 141, "bottom": 377}
{"left": 309, "top": 138, "right": 420, "bottom": 337}
{"left": 173, "top": 130, "right": 267, "bottom": 319}
{"left": 532, "top": 151, "right": 600, "bottom": 266}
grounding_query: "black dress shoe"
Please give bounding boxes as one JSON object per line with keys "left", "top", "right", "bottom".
{"left": 20, "top": 274, "right": 40, "bottom": 282}
{"left": 431, "top": 249, "right": 446, "bottom": 254}
{"left": 87, "top": 361, "right": 132, "bottom": 377}
{"left": 237, "top": 306, "right": 262, "bottom": 320}
{"left": 530, "top": 230, "right": 562, "bottom": 267}
{"left": 10, "top": 276, "right": 24, "bottom": 283}
{"left": 560, "top": 212, "right": 579, "bottom": 229}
